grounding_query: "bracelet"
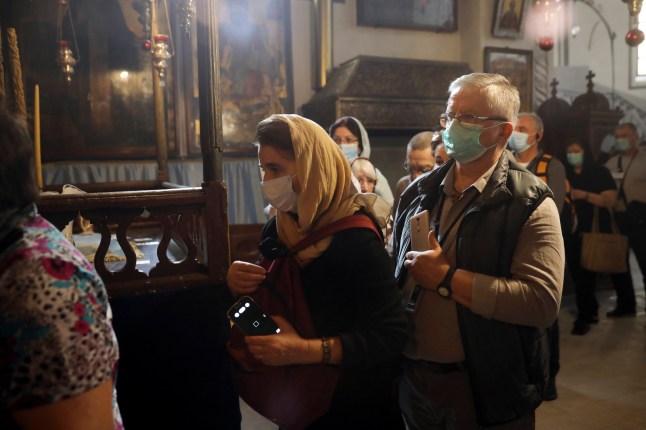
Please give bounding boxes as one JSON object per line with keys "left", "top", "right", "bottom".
{"left": 320, "top": 337, "right": 331, "bottom": 364}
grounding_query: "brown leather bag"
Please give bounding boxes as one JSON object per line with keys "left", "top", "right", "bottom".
{"left": 227, "top": 214, "right": 382, "bottom": 430}
{"left": 581, "top": 205, "right": 628, "bottom": 273}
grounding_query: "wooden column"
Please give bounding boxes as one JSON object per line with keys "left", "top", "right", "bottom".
{"left": 196, "top": 0, "right": 223, "bottom": 183}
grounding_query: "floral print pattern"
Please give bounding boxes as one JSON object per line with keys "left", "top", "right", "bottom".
{"left": 1, "top": 214, "right": 123, "bottom": 429}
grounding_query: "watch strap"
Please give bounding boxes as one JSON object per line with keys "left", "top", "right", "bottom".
{"left": 437, "top": 266, "right": 456, "bottom": 299}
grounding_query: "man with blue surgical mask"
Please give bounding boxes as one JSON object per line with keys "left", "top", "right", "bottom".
{"left": 509, "top": 113, "right": 566, "bottom": 214}
{"left": 604, "top": 122, "right": 646, "bottom": 317}
{"left": 508, "top": 112, "right": 570, "bottom": 401}
{"left": 393, "top": 73, "right": 564, "bottom": 429}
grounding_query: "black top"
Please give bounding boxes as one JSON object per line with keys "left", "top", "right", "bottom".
{"left": 566, "top": 164, "right": 616, "bottom": 233}
{"left": 262, "top": 216, "right": 407, "bottom": 427}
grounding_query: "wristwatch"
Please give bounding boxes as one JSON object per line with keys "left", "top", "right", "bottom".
{"left": 437, "top": 267, "right": 456, "bottom": 299}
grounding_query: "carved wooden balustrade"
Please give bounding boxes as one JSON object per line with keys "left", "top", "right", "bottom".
{"left": 37, "top": 181, "right": 230, "bottom": 297}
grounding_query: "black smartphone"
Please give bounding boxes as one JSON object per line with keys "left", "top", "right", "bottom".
{"left": 227, "top": 296, "right": 281, "bottom": 336}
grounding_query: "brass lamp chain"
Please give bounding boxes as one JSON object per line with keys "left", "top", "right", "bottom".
{"left": 57, "top": 0, "right": 81, "bottom": 63}
{"left": 162, "top": 0, "right": 175, "bottom": 56}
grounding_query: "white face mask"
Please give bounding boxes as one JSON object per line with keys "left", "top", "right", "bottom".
{"left": 260, "top": 175, "right": 298, "bottom": 213}
{"left": 340, "top": 143, "right": 359, "bottom": 160}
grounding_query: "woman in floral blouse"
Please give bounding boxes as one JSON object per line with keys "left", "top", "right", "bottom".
{"left": 0, "top": 92, "right": 123, "bottom": 429}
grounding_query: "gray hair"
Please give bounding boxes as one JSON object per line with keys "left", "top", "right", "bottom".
{"left": 407, "top": 131, "right": 435, "bottom": 152}
{"left": 448, "top": 73, "right": 520, "bottom": 126}
{"left": 518, "top": 112, "right": 544, "bottom": 133}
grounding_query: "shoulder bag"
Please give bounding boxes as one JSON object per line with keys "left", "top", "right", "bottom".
{"left": 227, "top": 214, "right": 381, "bottom": 430}
{"left": 580, "top": 200, "right": 628, "bottom": 273}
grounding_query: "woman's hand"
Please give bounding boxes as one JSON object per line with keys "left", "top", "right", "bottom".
{"left": 245, "top": 316, "right": 311, "bottom": 366}
{"left": 227, "top": 261, "right": 266, "bottom": 296}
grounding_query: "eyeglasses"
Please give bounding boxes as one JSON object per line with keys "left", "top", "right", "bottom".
{"left": 403, "top": 160, "right": 433, "bottom": 175}
{"left": 440, "top": 112, "right": 508, "bottom": 130}
{"left": 333, "top": 137, "right": 359, "bottom": 145}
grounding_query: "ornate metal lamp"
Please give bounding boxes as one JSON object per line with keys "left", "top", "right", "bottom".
{"left": 152, "top": 34, "right": 173, "bottom": 85}
{"left": 625, "top": 0, "right": 645, "bottom": 46}
{"left": 177, "top": 0, "right": 196, "bottom": 36}
{"left": 56, "top": 0, "right": 80, "bottom": 84}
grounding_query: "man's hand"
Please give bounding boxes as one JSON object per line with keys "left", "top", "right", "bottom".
{"left": 403, "top": 230, "right": 451, "bottom": 291}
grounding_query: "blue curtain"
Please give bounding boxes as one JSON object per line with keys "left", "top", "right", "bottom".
{"left": 42, "top": 159, "right": 267, "bottom": 224}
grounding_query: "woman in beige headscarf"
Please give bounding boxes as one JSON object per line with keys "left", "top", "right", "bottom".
{"left": 227, "top": 114, "right": 407, "bottom": 428}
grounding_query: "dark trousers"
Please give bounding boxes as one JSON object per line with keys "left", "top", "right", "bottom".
{"left": 399, "top": 359, "right": 535, "bottom": 430}
{"left": 547, "top": 318, "right": 559, "bottom": 379}
{"left": 615, "top": 213, "right": 646, "bottom": 310}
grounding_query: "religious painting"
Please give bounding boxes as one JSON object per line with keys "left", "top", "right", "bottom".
{"left": 492, "top": 0, "right": 530, "bottom": 39}
{"left": 218, "top": 0, "right": 293, "bottom": 154}
{"left": 356, "top": 0, "right": 457, "bottom": 32}
{"left": 484, "top": 47, "right": 533, "bottom": 112}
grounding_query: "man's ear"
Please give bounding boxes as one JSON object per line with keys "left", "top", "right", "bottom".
{"left": 536, "top": 131, "right": 543, "bottom": 142}
{"left": 499, "top": 122, "right": 514, "bottom": 142}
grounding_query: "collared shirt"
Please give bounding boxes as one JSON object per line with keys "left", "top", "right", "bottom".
{"left": 605, "top": 148, "right": 646, "bottom": 211}
{"left": 402, "top": 162, "right": 564, "bottom": 363}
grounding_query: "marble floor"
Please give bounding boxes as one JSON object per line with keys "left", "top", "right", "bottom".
{"left": 241, "top": 269, "right": 646, "bottom": 430}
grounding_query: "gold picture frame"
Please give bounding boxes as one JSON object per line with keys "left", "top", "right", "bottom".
{"left": 218, "top": 0, "right": 294, "bottom": 155}
{"left": 356, "top": 0, "right": 457, "bottom": 33}
{"left": 491, "top": 0, "right": 530, "bottom": 39}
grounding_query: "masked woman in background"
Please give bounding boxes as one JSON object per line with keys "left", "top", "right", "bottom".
{"left": 564, "top": 138, "right": 623, "bottom": 335}
{"left": 329, "top": 116, "right": 395, "bottom": 205}
{"left": 227, "top": 114, "right": 406, "bottom": 428}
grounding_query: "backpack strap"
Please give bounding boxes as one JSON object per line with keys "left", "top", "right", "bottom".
{"left": 535, "top": 153, "right": 552, "bottom": 183}
{"left": 533, "top": 153, "right": 577, "bottom": 233}
{"left": 290, "top": 213, "right": 382, "bottom": 254}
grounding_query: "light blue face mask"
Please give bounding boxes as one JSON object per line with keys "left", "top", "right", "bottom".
{"left": 442, "top": 120, "right": 499, "bottom": 164}
{"left": 615, "top": 138, "right": 631, "bottom": 152}
{"left": 340, "top": 143, "right": 360, "bottom": 161}
{"left": 508, "top": 131, "right": 533, "bottom": 153}
{"left": 566, "top": 152, "right": 584, "bottom": 167}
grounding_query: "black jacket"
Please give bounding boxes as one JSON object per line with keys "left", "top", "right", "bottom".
{"left": 261, "top": 215, "right": 408, "bottom": 427}
{"left": 394, "top": 153, "right": 553, "bottom": 427}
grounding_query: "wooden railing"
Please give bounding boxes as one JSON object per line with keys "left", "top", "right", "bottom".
{"left": 37, "top": 181, "right": 230, "bottom": 297}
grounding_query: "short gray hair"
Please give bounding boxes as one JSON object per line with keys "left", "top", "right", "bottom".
{"left": 448, "top": 73, "right": 520, "bottom": 126}
{"left": 407, "top": 131, "right": 434, "bottom": 152}
{"left": 518, "top": 112, "right": 544, "bottom": 133}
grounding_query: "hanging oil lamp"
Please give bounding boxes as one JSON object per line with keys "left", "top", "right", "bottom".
{"left": 626, "top": 0, "right": 645, "bottom": 46}
{"left": 177, "top": 0, "right": 195, "bottom": 37}
{"left": 57, "top": 40, "right": 77, "bottom": 84}
{"left": 56, "top": 0, "right": 80, "bottom": 84}
{"left": 152, "top": 34, "right": 172, "bottom": 86}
